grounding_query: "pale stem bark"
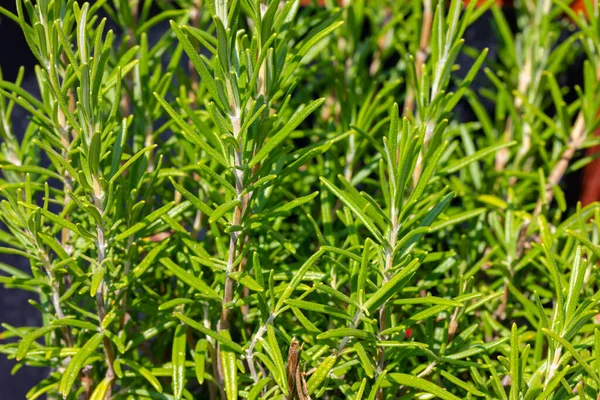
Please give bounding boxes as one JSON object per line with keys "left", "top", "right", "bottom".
{"left": 216, "top": 109, "right": 247, "bottom": 396}
{"left": 246, "top": 314, "right": 275, "bottom": 383}
{"left": 545, "top": 347, "right": 562, "bottom": 385}
{"left": 219, "top": 111, "right": 244, "bottom": 330}
{"left": 376, "top": 206, "right": 399, "bottom": 400}
{"left": 41, "top": 251, "right": 73, "bottom": 347}
{"left": 92, "top": 183, "right": 116, "bottom": 400}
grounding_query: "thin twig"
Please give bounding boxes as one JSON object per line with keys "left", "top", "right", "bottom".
{"left": 92, "top": 180, "right": 116, "bottom": 400}
{"left": 219, "top": 112, "right": 244, "bottom": 331}
{"left": 376, "top": 206, "right": 399, "bottom": 400}
{"left": 544, "top": 347, "right": 563, "bottom": 385}
{"left": 216, "top": 108, "right": 248, "bottom": 396}
{"left": 246, "top": 314, "right": 275, "bottom": 383}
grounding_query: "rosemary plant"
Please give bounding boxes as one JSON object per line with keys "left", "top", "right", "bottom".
{"left": 1, "top": 0, "right": 600, "bottom": 399}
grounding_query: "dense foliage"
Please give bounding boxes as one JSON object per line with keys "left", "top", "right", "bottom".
{"left": 1, "top": 0, "right": 600, "bottom": 398}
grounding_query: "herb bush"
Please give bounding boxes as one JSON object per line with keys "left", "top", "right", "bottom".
{"left": 1, "top": 0, "right": 600, "bottom": 398}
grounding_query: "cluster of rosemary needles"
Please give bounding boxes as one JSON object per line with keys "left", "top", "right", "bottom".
{"left": 1, "top": 0, "right": 600, "bottom": 399}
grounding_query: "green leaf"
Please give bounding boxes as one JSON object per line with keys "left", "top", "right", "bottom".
{"left": 566, "top": 229, "right": 600, "bottom": 260}
{"left": 154, "top": 93, "right": 228, "bottom": 166}
{"left": 296, "top": 20, "right": 345, "bottom": 63}
{"left": 20, "top": 203, "right": 79, "bottom": 234}
{"left": 170, "top": 21, "right": 221, "bottom": 107}
{"left": 89, "top": 377, "right": 112, "bottom": 400}
{"left": 174, "top": 312, "right": 243, "bottom": 353}
{"left": 229, "top": 271, "right": 263, "bottom": 292}
{"left": 275, "top": 250, "right": 324, "bottom": 312}
{"left": 108, "top": 144, "right": 157, "bottom": 185}
{"left": 265, "top": 325, "right": 287, "bottom": 396}
{"left": 120, "top": 359, "right": 163, "bottom": 393}
{"left": 194, "top": 339, "right": 208, "bottom": 385}
{"left": 249, "top": 98, "right": 326, "bottom": 167}
{"left": 32, "top": 139, "right": 79, "bottom": 180}
{"left": 160, "top": 258, "right": 219, "bottom": 298}
{"left": 90, "top": 266, "right": 105, "bottom": 296}
{"left": 114, "top": 202, "right": 176, "bottom": 241}
{"left": 209, "top": 199, "right": 240, "bottom": 224}
{"left": 306, "top": 354, "right": 337, "bottom": 394}
{"left": 535, "top": 365, "right": 571, "bottom": 400}
{"left": 363, "top": 259, "right": 420, "bottom": 312}
{"left": 133, "top": 239, "right": 171, "bottom": 279}
{"left": 392, "top": 297, "right": 463, "bottom": 307}
{"left": 388, "top": 373, "right": 461, "bottom": 400}
{"left": 59, "top": 332, "right": 105, "bottom": 397}
{"left": 380, "top": 304, "right": 456, "bottom": 336}
{"left": 317, "top": 328, "right": 371, "bottom": 340}
{"left": 291, "top": 307, "right": 321, "bottom": 333}
{"left": 314, "top": 282, "right": 359, "bottom": 309}
{"left": 169, "top": 178, "right": 214, "bottom": 217}
{"left": 247, "top": 378, "right": 270, "bottom": 400}
{"left": 50, "top": 318, "right": 97, "bottom": 331}
{"left": 88, "top": 131, "right": 102, "bottom": 175}
{"left": 320, "top": 178, "right": 386, "bottom": 245}
{"left": 0, "top": 246, "right": 37, "bottom": 260}
{"left": 284, "top": 299, "right": 351, "bottom": 321}
{"left": 443, "top": 141, "right": 518, "bottom": 174}
{"left": 439, "top": 370, "right": 486, "bottom": 397}
{"left": 272, "top": 191, "right": 319, "bottom": 215}
{"left": 356, "top": 378, "right": 367, "bottom": 400}
{"left": 539, "top": 245, "right": 565, "bottom": 328}
{"left": 430, "top": 208, "right": 486, "bottom": 232}
{"left": 357, "top": 239, "right": 374, "bottom": 303}
{"left": 509, "top": 323, "right": 520, "bottom": 400}
{"left": 542, "top": 328, "right": 600, "bottom": 385}
{"left": 220, "top": 330, "right": 238, "bottom": 400}
{"left": 172, "top": 324, "right": 186, "bottom": 400}
{"left": 564, "top": 246, "right": 586, "bottom": 325}
{"left": 16, "top": 325, "right": 60, "bottom": 361}
{"left": 405, "top": 141, "right": 449, "bottom": 209}
{"left": 367, "top": 370, "right": 388, "bottom": 400}
{"left": 446, "top": 337, "right": 509, "bottom": 360}
{"left": 354, "top": 342, "right": 374, "bottom": 378}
